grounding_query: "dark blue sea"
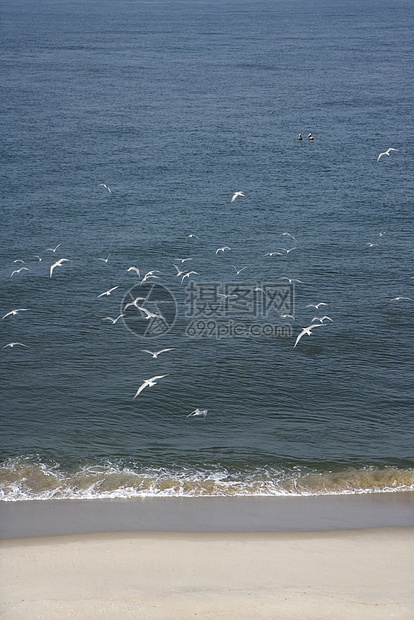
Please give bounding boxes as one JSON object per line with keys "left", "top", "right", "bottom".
{"left": 1, "top": 0, "right": 413, "bottom": 499}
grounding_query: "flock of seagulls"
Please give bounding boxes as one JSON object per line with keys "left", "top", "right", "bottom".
{"left": 3, "top": 158, "right": 410, "bottom": 419}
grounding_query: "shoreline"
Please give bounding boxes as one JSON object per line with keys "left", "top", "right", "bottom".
{"left": 1, "top": 490, "right": 413, "bottom": 539}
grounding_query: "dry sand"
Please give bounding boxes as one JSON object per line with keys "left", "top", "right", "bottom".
{"left": 1, "top": 527, "right": 413, "bottom": 619}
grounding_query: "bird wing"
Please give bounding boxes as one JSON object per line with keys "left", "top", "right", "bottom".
{"left": 134, "top": 381, "right": 148, "bottom": 398}
{"left": 158, "top": 349, "right": 173, "bottom": 354}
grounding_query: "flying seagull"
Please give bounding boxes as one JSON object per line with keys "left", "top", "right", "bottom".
{"left": 2, "top": 309, "right": 29, "bottom": 320}
{"left": 97, "top": 286, "right": 119, "bottom": 298}
{"left": 46, "top": 244, "right": 61, "bottom": 253}
{"left": 133, "top": 374, "right": 168, "bottom": 398}
{"left": 98, "top": 255, "right": 111, "bottom": 263}
{"left": 141, "top": 348, "right": 174, "bottom": 358}
{"left": 231, "top": 191, "right": 244, "bottom": 203}
{"left": 215, "top": 246, "right": 231, "bottom": 254}
{"left": 50, "top": 258, "right": 69, "bottom": 278}
{"left": 232, "top": 266, "right": 247, "bottom": 275}
{"left": 377, "top": 148, "right": 398, "bottom": 162}
{"left": 2, "top": 342, "right": 28, "bottom": 349}
{"left": 127, "top": 266, "right": 140, "bottom": 277}
{"left": 137, "top": 306, "right": 160, "bottom": 320}
{"left": 124, "top": 296, "right": 145, "bottom": 310}
{"left": 389, "top": 296, "right": 412, "bottom": 302}
{"left": 186, "top": 408, "right": 208, "bottom": 418}
{"left": 311, "top": 316, "right": 333, "bottom": 323}
{"left": 99, "top": 183, "right": 112, "bottom": 193}
{"left": 306, "top": 302, "right": 328, "bottom": 310}
{"left": 181, "top": 271, "right": 199, "bottom": 282}
{"left": 294, "top": 324, "right": 326, "bottom": 348}
{"left": 102, "top": 314, "right": 124, "bottom": 324}
{"left": 10, "top": 267, "right": 29, "bottom": 278}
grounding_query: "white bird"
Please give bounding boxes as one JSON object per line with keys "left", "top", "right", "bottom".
{"left": 281, "top": 277, "right": 303, "bottom": 283}
{"left": 10, "top": 267, "right": 29, "bottom": 277}
{"left": 50, "top": 258, "right": 69, "bottom": 278}
{"left": 141, "top": 348, "right": 174, "bottom": 358}
{"left": 99, "top": 183, "right": 112, "bottom": 193}
{"left": 2, "top": 309, "right": 29, "bottom": 320}
{"left": 280, "top": 313, "right": 295, "bottom": 320}
{"left": 306, "top": 302, "right": 328, "bottom": 310}
{"left": 141, "top": 273, "right": 159, "bottom": 284}
{"left": 46, "top": 244, "right": 61, "bottom": 253}
{"left": 2, "top": 342, "right": 28, "bottom": 349}
{"left": 294, "top": 323, "right": 326, "bottom": 348}
{"left": 98, "top": 255, "right": 111, "bottom": 263}
{"left": 308, "top": 133, "right": 314, "bottom": 140}
{"left": 186, "top": 408, "right": 208, "bottom": 418}
{"left": 102, "top": 314, "right": 124, "bottom": 324}
{"left": 187, "top": 234, "right": 199, "bottom": 239}
{"left": 279, "top": 233, "right": 297, "bottom": 241}
{"left": 232, "top": 266, "right": 247, "bottom": 275}
{"left": 252, "top": 286, "right": 264, "bottom": 293}
{"left": 175, "top": 258, "right": 192, "bottom": 263}
{"left": 34, "top": 255, "right": 42, "bottom": 262}
{"left": 127, "top": 266, "right": 140, "bottom": 277}
{"left": 137, "top": 306, "right": 160, "bottom": 320}
{"left": 311, "top": 316, "right": 333, "bottom": 323}
{"left": 97, "top": 286, "right": 119, "bottom": 298}
{"left": 366, "top": 243, "right": 377, "bottom": 247}
{"left": 389, "top": 296, "right": 412, "bottom": 302}
{"left": 231, "top": 191, "right": 244, "bottom": 203}
{"left": 278, "top": 247, "right": 297, "bottom": 254}
{"left": 264, "top": 251, "right": 283, "bottom": 257}
{"left": 13, "top": 259, "right": 25, "bottom": 264}
{"left": 181, "top": 271, "right": 199, "bottom": 283}
{"left": 133, "top": 374, "right": 168, "bottom": 398}
{"left": 215, "top": 246, "right": 231, "bottom": 254}
{"left": 124, "top": 296, "right": 145, "bottom": 310}
{"left": 173, "top": 264, "right": 185, "bottom": 277}
{"left": 377, "top": 148, "right": 398, "bottom": 162}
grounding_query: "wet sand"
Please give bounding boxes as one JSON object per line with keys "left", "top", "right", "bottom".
{"left": 1, "top": 494, "right": 413, "bottom": 619}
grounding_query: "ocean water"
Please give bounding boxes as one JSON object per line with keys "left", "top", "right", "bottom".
{"left": 1, "top": 0, "right": 413, "bottom": 500}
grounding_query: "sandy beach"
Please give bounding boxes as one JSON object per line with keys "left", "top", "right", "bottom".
{"left": 1, "top": 494, "right": 413, "bottom": 619}
{"left": 1, "top": 528, "right": 413, "bottom": 619}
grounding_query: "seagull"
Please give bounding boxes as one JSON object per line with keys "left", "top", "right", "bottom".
{"left": 13, "top": 259, "right": 25, "bottom": 264}
{"left": 279, "top": 233, "right": 297, "bottom": 241}
{"left": 186, "top": 408, "right": 208, "bottom": 418}
{"left": 366, "top": 243, "right": 377, "bottom": 247}
{"left": 99, "top": 183, "right": 112, "bottom": 193}
{"left": 173, "top": 264, "right": 185, "bottom": 277}
{"left": 98, "top": 255, "right": 111, "bottom": 263}
{"left": 231, "top": 191, "right": 244, "bottom": 203}
{"left": 306, "top": 302, "right": 328, "bottom": 310}
{"left": 10, "top": 267, "right": 29, "bottom": 277}
{"left": 278, "top": 247, "right": 297, "bottom": 254}
{"left": 50, "top": 258, "right": 69, "bottom": 278}
{"left": 137, "top": 306, "right": 160, "bottom": 320}
{"left": 377, "top": 148, "right": 398, "bottom": 162}
{"left": 97, "top": 286, "right": 119, "bottom": 298}
{"left": 181, "top": 271, "right": 199, "bottom": 283}
{"left": 141, "top": 273, "right": 159, "bottom": 284}
{"left": 2, "top": 342, "right": 28, "bottom": 349}
{"left": 2, "top": 309, "right": 29, "bottom": 320}
{"left": 294, "top": 324, "right": 326, "bottom": 348}
{"left": 124, "top": 296, "right": 145, "bottom": 310}
{"left": 34, "top": 255, "right": 43, "bottom": 262}
{"left": 281, "top": 277, "right": 303, "bottom": 283}
{"left": 311, "top": 316, "right": 333, "bottom": 323}
{"left": 141, "top": 348, "right": 174, "bottom": 358}
{"left": 175, "top": 258, "right": 192, "bottom": 263}
{"left": 280, "top": 314, "right": 295, "bottom": 320}
{"left": 232, "top": 266, "right": 247, "bottom": 275}
{"left": 46, "top": 244, "right": 61, "bottom": 253}
{"left": 102, "top": 314, "right": 124, "bottom": 324}
{"left": 389, "top": 296, "right": 412, "bottom": 302}
{"left": 215, "top": 246, "right": 231, "bottom": 254}
{"left": 133, "top": 374, "right": 168, "bottom": 398}
{"left": 127, "top": 266, "right": 140, "bottom": 277}
{"left": 187, "top": 234, "right": 199, "bottom": 239}
{"left": 252, "top": 286, "right": 264, "bottom": 293}
{"left": 264, "top": 252, "right": 283, "bottom": 257}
